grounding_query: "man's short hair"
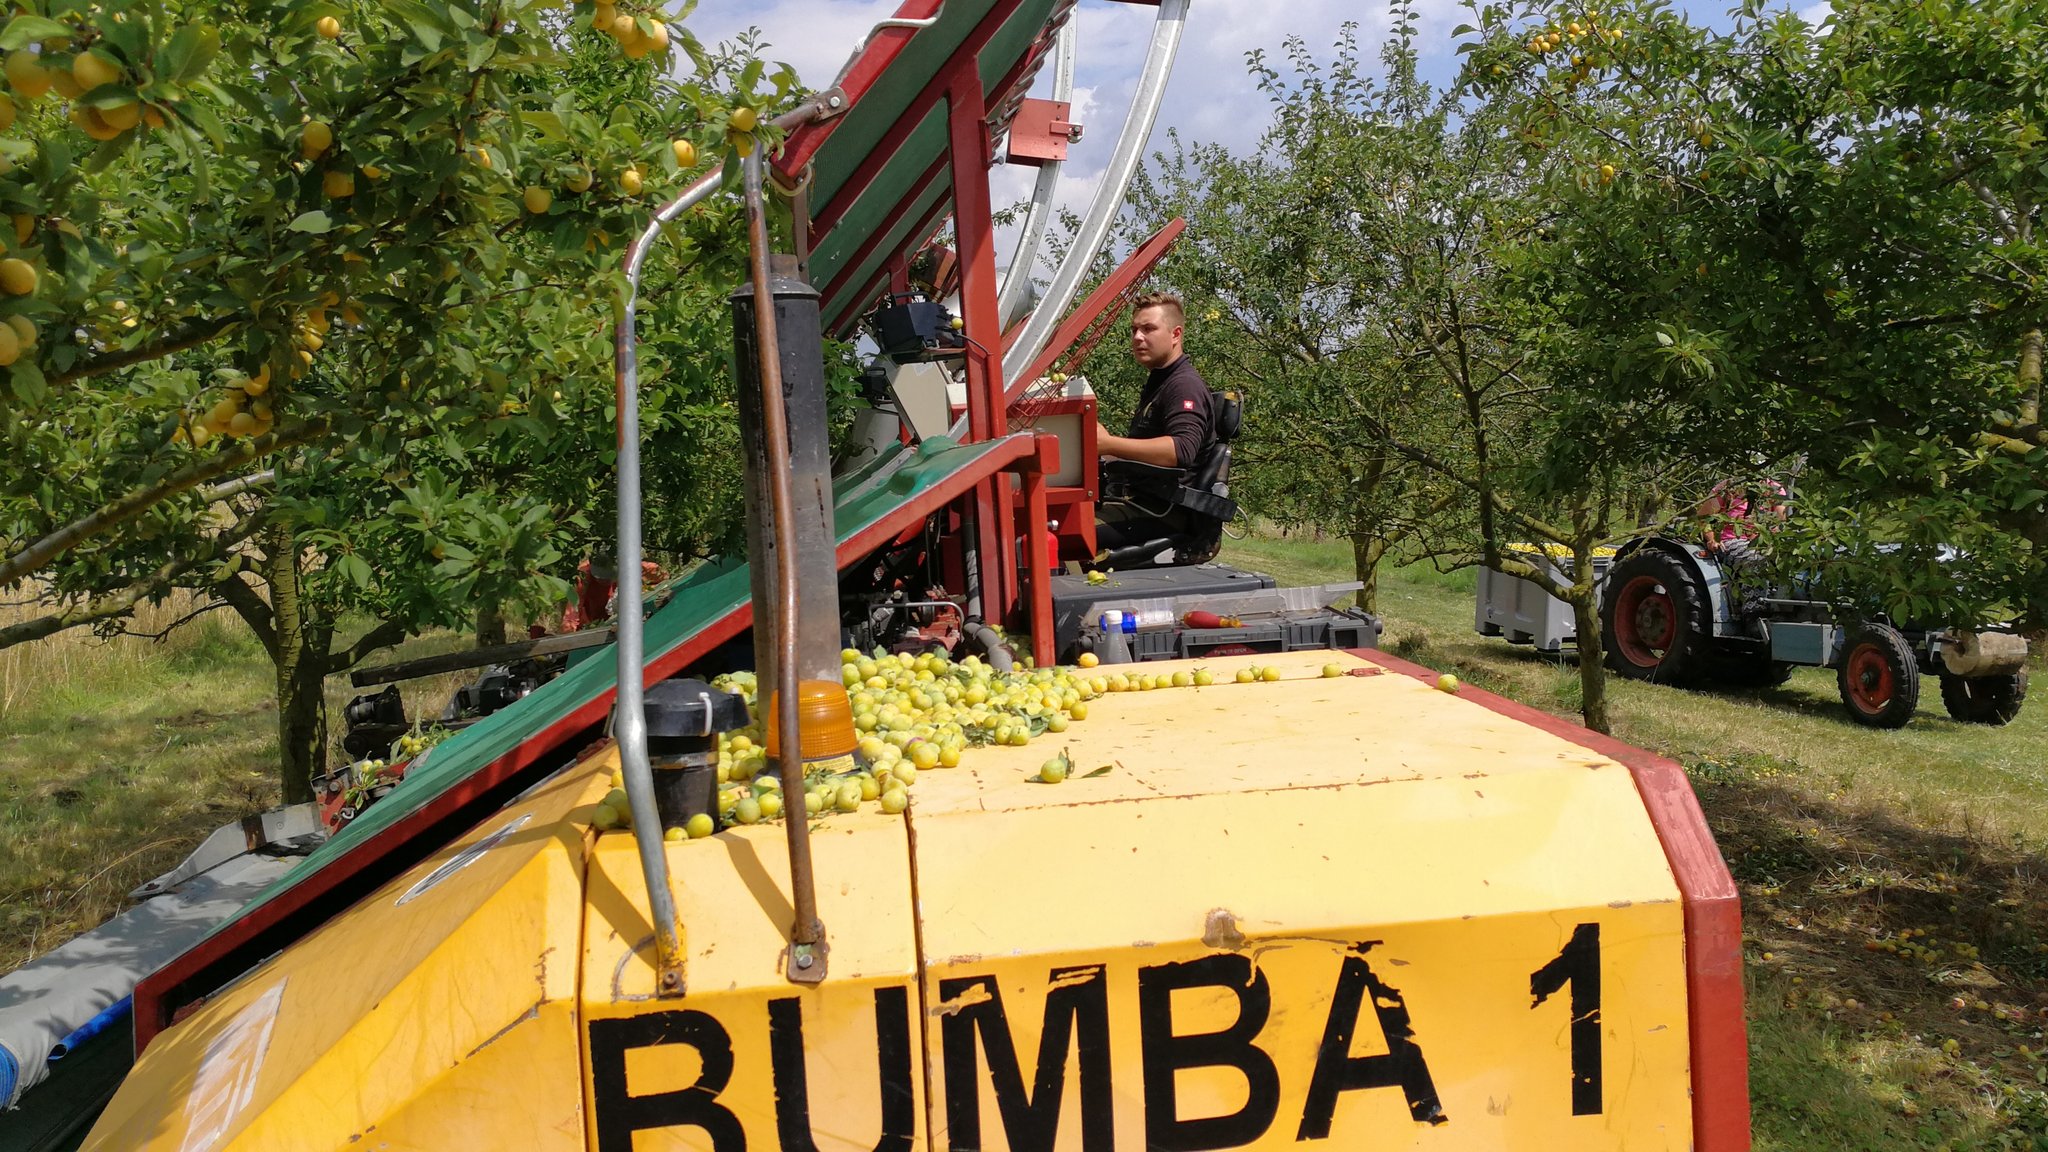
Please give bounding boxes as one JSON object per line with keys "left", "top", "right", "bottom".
{"left": 1132, "top": 290, "right": 1185, "bottom": 327}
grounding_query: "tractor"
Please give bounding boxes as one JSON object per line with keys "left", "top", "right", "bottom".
{"left": 1595, "top": 534, "right": 2031, "bottom": 728}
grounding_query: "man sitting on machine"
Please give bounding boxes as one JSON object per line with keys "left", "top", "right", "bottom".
{"left": 1092, "top": 290, "right": 1240, "bottom": 569}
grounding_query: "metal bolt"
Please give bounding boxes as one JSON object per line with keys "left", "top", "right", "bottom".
{"left": 795, "top": 947, "right": 815, "bottom": 970}
{"left": 827, "top": 95, "right": 843, "bottom": 109}
{"left": 660, "top": 970, "right": 683, "bottom": 991}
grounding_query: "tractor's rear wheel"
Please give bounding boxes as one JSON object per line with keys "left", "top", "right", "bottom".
{"left": 1600, "top": 548, "right": 1712, "bottom": 685}
{"left": 1939, "top": 670, "right": 2028, "bottom": 726}
{"left": 1836, "top": 623, "right": 1919, "bottom": 728}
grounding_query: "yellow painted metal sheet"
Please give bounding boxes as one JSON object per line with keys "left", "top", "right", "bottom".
{"left": 904, "top": 650, "right": 1694, "bottom": 1149}
{"left": 85, "top": 648, "right": 1705, "bottom": 1151}
{"left": 82, "top": 760, "right": 610, "bottom": 1152}
{"left": 579, "top": 801, "right": 924, "bottom": 1151}
{"left": 912, "top": 649, "right": 1619, "bottom": 815}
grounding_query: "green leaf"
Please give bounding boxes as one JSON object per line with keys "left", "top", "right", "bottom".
{"left": 0, "top": 16, "right": 74, "bottom": 50}
{"left": 1081, "top": 764, "right": 1115, "bottom": 778}
{"left": 159, "top": 23, "right": 221, "bottom": 85}
{"left": 83, "top": 136, "right": 129, "bottom": 174}
{"left": 288, "top": 211, "right": 334, "bottom": 234}
{"left": 2012, "top": 489, "right": 2048, "bottom": 511}
{"left": 99, "top": 18, "right": 148, "bottom": 65}
{"left": 465, "top": 30, "right": 496, "bottom": 71}
{"left": 523, "top": 110, "right": 566, "bottom": 141}
{"left": 388, "top": 0, "right": 445, "bottom": 51}
{"left": 176, "top": 99, "right": 226, "bottom": 149}
{"left": 337, "top": 553, "right": 373, "bottom": 589}
{"left": 8, "top": 358, "right": 47, "bottom": 405}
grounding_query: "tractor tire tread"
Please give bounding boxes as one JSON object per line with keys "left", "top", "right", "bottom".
{"left": 1939, "top": 670, "right": 2028, "bottom": 726}
{"left": 1599, "top": 547, "right": 1712, "bottom": 686}
{"left": 1837, "top": 622, "right": 1920, "bottom": 729}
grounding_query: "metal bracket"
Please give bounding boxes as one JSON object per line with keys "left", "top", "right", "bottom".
{"left": 1006, "top": 98, "right": 1081, "bottom": 166}
{"left": 786, "top": 928, "right": 830, "bottom": 984}
{"left": 813, "top": 86, "right": 850, "bottom": 122}
{"left": 657, "top": 959, "right": 687, "bottom": 997}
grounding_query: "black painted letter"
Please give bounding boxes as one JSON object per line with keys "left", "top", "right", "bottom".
{"left": 1296, "top": 949, "right": 1447, "bottom": 1139}
{"left": 1530, "top": 922, "right": 1603, "bottom": 1115}
{"left": 769, "top": 985, "right": 917, "bottom": 1152}
{"left": 939, "top": 966, "right": 1114, "bottom": 1152}
{"left": 1136, "top": 954, "right": 1281, "bottom": 1151}
{"left": 588, "top": 1010, "right": 746, "bottom": 1152}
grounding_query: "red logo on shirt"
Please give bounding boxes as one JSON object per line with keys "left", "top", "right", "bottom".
{"left": 1182, "top": 399, "right": 1195, "bottom": 410}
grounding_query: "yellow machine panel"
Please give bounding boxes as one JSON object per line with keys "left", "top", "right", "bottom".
{"left": 568, "top": 651, "right": 1699, "bottom": 1150}
{"left": 83, "top": 761, "right": 610, "bottom": 1152}
{"left": 901, "top": 651, "right": 1695, "bottom": 1149}
{"left": 86, "top": 653, "right": 1726, "bottom": 1152}
{"left": 579, "top": 806, "right": 925, "bottom": 1152}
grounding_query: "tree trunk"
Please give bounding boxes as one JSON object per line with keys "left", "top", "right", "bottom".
{"left": 1350, "top": 532, "right": 1387, "bottom": 616}
{"left": 264, "top": 526, "right": 327, "bottom": 803}
{"left": 476, "top": 599, "right": 507, "bottom": 648}
{"left": 1568, "top": 588, "right": 1611, "bottom": 734}
{"left": 2017, "top": 326, "right": 2041, "bottom": 428}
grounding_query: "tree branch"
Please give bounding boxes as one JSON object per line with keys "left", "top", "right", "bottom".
{"left": 0, "top": 419, "right": 329, "bottom": 588}
{"left": 213, "top": 572, "right": 278, "bottom": 659}
{"left": 325, "top": 618, "right": 410, "bottom": 676}
{"left": 0, "top": 513, "right": 267, "bottom": 651}
{"left": 115, "top": 597, "right": 234, "bottom": 642}
{"left": 201, "top": 470, "right": 277, "bottom": 503}
{"left": 48, "top": 313, "right": 245, "bottom": 385}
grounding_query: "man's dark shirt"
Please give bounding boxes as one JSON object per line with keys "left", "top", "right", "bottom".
{"left": 1126, "top": 354, "right": 1212, "bottom": 470}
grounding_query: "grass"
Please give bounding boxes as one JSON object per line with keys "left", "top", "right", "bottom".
{"left": 1220, "top": 530, "right": 2048, "bottom": 1152}
{"left": 0, "top": 592, "right": 281, "bottom": 973}
{"left": 5, "top": 532, "right": 2047, "bottom": 1147}
{"left": 0, "top": 588, "right": 471, "bottom": 974}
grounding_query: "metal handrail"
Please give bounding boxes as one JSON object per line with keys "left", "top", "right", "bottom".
{"left": 612, "top": 164, "right": 728, "bottom": 997}
{"left": 606, "top": 98, "right": 831, "bottom": 992}
{"left": 740, "top": 149, "right": 828, "bottom": 982}
{"left": 995, "top": 19, "right": 1075, "bottom": 328}
{"left": 1000, "top": 0, "right": 1188, "bottom": 385}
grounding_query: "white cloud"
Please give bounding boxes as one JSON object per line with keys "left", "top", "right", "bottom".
{"left": 676, "top": 0, "right": 1473, "bottom": 266}
{"left": 679, "top": 0, "right": 905, "bottom": 88}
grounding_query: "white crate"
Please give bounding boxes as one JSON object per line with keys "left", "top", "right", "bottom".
{"left": 1474, "top": 553, "right": 1609, "bottom": 653}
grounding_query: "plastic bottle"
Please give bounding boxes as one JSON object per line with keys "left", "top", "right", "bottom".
{"left": 1097, "top": 613, "right": 1133, "bottom": 663}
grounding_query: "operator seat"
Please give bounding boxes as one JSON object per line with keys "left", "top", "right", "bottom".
{"left": 1094, "top": 389, "right": 1242, "bottom": 570}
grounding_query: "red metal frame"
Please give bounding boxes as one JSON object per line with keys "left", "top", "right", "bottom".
{"left": 132, "top": 437, "right": 1047, "bottom": 1050}
{"left": 1356, "top": 648, "right": 1751, "bottom": 1152}
{"left": 1018, "top": 434, "right": 1059, "bottom": 667}
{"left": 1004, "top": 392, "right": 1097, "bottom": 560}
{"left": 946, "top": 65, "right": 1017, "bottom": 625}
{"left": 801, "top": 0, "right": 1030, "bottom": 246}
{"left": 819, "top": 153, "right": 951, "bottom": 317}
{"left": 775, "top": 0, "right": 946, "bottom": 185}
